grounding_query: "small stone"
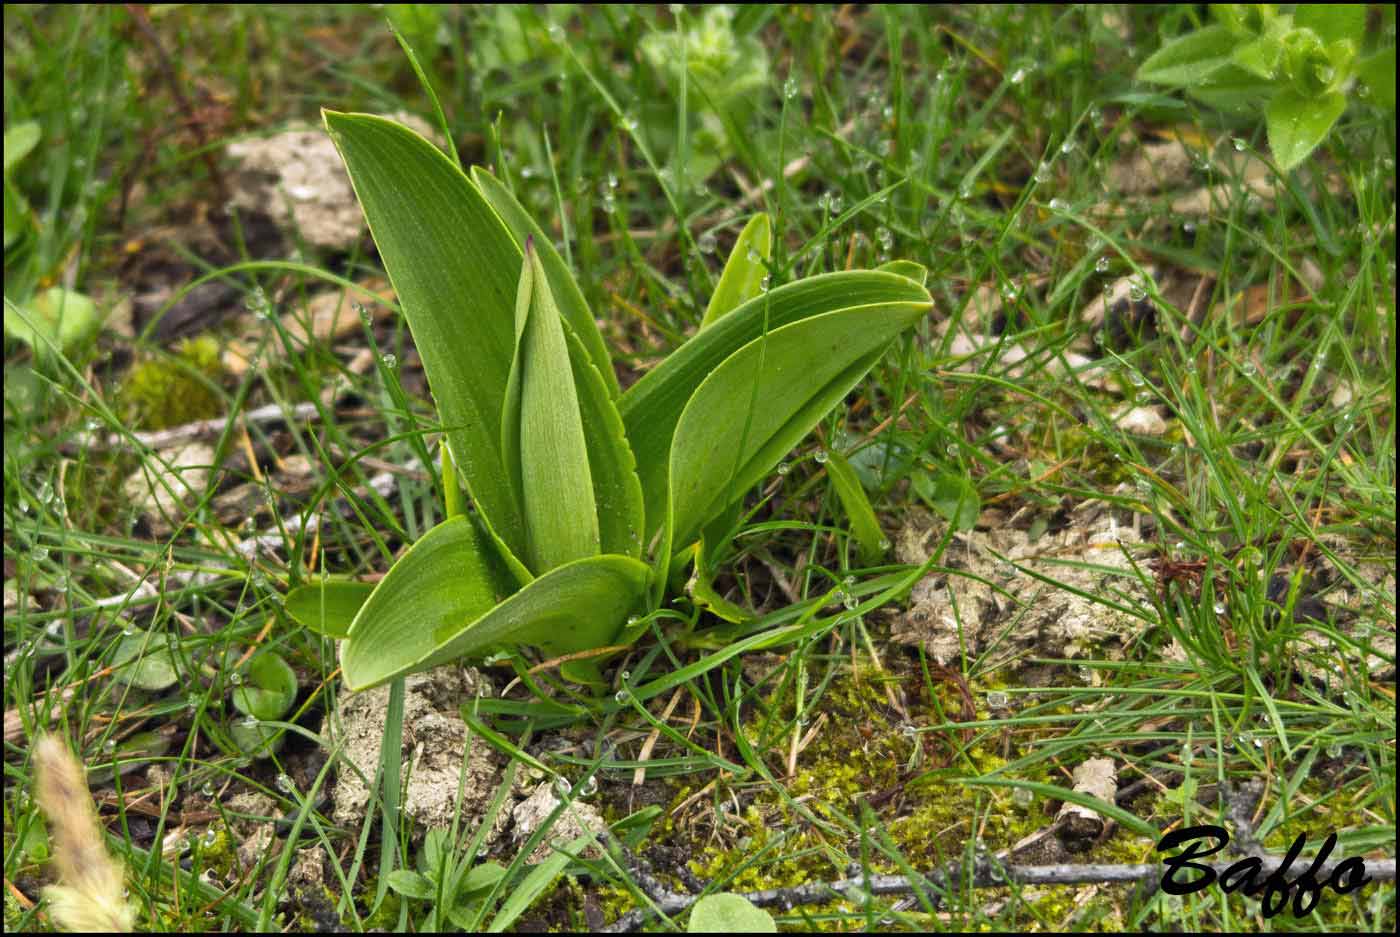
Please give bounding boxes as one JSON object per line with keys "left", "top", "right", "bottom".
{"left": 511, "top": 781, "right": 608, "bottom": 864}
{"left": 124, "top": 442, "right": 217, "bottom": 535}
{"left": 1114, "top": 406, "right": 1168, "bottom": 436}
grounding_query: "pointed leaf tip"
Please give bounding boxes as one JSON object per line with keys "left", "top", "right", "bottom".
{"left": 525, "top": 233, "right": 535, "bottom": 254}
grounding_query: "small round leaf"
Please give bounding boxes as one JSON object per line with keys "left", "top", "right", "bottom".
{"left": 687, "top": 893, "right": 777, "bottom": 933}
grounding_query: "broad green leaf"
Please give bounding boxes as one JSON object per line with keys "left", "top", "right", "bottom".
{"left": 668, "top": 302, "right": 926, "bottom": 550}
{"left": 1267, "top": 87, "right": 1346, "bottom": 172}
{"left": 470, "top": 166, "right": 619, "bottom": 398}
{"left": 461, "top": 861, "right": 509, "bottom": 894}
{"left": 324, "top": 110, "right": 529, "bottom": 564}
{"left": 1357, "top": 48, "right": 1396, "bottom": 108}
{"left": 562, "top": 321, "right": 645, "bottom": 559}
{"left": 620, "top": 271, "right": 931, "bottom": 546}
{"left": 1295, "top": 4, "right": 1365, "bottom": 47}
{"left": 1185, "top": 64, "right": 1276, "bottom": 112}
{"left": 700, "top": 212, "right": 771, "bottom": 330}
{"left": 3, "top": 121, "right": 40, "bottom": 173}
{"left": 3, "top": 287, "right": 102, "bottom": 362}
{"left": 4, "top": 176, "right": 30, "bottom": 250}
{"left": 232, "top": 651, "right": 299, "bottom": 721}
{"left": 1231, "top": 34, "right": 1283, "bottom": 79}
{"left": 875, "top": 258, "right": 928, "bottom": 285}
{"left": 386, "top": 869, "right": 436, "bottom": 900}
{"left": 502, "top": 243, "right": 599, "bottom": 573}
{"left": 342, "top": 515, "right": 509, "bottom": 690}
{"left": 1136, "top": 24, "right": 1239, "bottom": 87}
{"left": 283, "top": 579, "right": 375, "bottom": 638}
{"left": 824, "top": 450, "right": 887, "bottom": 564}
{"left": 688, "top": 893, "right": 777, "bottom": 933}
{"left": 341, "top": 518, "right": 648, "bottom": 690}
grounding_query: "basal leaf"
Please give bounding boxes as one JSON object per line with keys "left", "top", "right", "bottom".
{"left": 341, "top": 517, "right": 649, "bottom": 690}
{"left": 1136, "top": 24, "right": 1239, "bottom": 87}
{"left": 470, "top": 166, "right": 619, "bottom": 398}
{"left": 668, "top": 302, "right": 926, "bottom": 550}
{"left": 562, "top": 320, "right": 645, "bottom": 559}
{"left": 875, "top": 259, "right": 928, "bottom": 286}
{"left": 323, "top": 110, "right": 529, "bottom": 564}
{"left": 700, "top": 212, "right": 771, "bottom": 330}
{"left": 506, "top": 242, "right": 600, "bottom": 573}
{"left": 824, "top": 449, "right": 887, "bottom": 564}
{"left": 620, "top": 271, "right": 930, "bottom": 547}
{"left": 341, "top": 515, "right": 508, "bottom": 690}
{"left": 284, "top": 579, "right": 375, "bottom": 638}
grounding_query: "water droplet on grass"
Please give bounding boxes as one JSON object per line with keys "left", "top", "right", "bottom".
{"left": 1095, "top": 256, "right": 1111, "bottom": 274}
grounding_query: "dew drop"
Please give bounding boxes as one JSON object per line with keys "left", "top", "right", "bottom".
{"left": 579, "top": 775, "right": 598, "bottom": 796}
{"left": 776, "top": 462, "right": 790, "bottom": 476}
{"left": 1232, "top": 137, "right": 1246, "bottom": 152}
{"left": 1009, "top": 67, "right": 1028, "bottom": 84}
{"left": 1048, "top": 197, "right": 1068, "bottom": 212}
{"left": 1212, "top": 602, "right": 1226, "bottom": 615}
{"left": 1060, "top": 138, "right": 1076, "bottom": 156}
{"left": 843, "top": 593, "right": 858, "bottom": 610}
{"left": 614, "top": 689, "right": 631, "bottom": 704}
{"left": 986, "top": 690, "right": 1009, "bottom": 708}
{"left": 276, "top": 773, "right": 295, "bottom": 793}
{"left": 783, "top": 76, "right": 799, "bottom": 100}
{"left": 814, "top": 448, "right": 828, "bottom": 464}
{"left": 698, "top": 231, "right": 717, "bottom": 254}
{"left": 1095, "top": 256, "right": 1111, "bottom": 274}
{"left": 1128, "top": 282, "right": 1147, "bottom": 302}
{"left": 381, "top": 353, "right": 397, "bottom": 370}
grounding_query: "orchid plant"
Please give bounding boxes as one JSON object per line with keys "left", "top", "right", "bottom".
{"left": 284, "top": 112, "right": 931, "bottom": 691}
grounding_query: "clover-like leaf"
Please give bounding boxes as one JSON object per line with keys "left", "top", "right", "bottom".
{"left": 110, "top": 628, "right": 180, "bottom": 691}
{"left": 688, "top": 893, "right": 777, "bottom": 933}
{"left": 231, "top": 650, "right": 299, "bottom": 722}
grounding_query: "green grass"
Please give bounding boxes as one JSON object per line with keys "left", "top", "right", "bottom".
{"left": 4, "top": 4, "right": 1395, "bottom": 932}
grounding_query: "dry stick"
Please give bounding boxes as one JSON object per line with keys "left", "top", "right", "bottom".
{"left": 599, "top": 786, "right": 1397, "bottom": 931}
{"left": 632, "top": 688, "right": 684, "bottom": 787}
{"left": 64, "top": 400, "right": 324, "bottom": 454}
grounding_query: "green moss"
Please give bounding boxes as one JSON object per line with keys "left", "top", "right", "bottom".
{"left": 120, "top": 336, "right": 224, "bottom": 431}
